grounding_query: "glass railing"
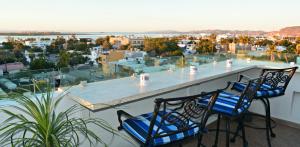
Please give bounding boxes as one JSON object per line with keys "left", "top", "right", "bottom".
{"left": 0, "top": 52, "right": 299, "bottom": 94}
{"left": 235, "top": 50, "right": 299, "bottom": 63}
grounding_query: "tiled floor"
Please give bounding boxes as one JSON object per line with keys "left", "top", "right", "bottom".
{"left": 182, "top": 116, "right": 300, "bottom": 147}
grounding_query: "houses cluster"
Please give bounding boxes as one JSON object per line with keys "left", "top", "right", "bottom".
{"left": 109, "top": 36, "right": 144, "bottom": 49}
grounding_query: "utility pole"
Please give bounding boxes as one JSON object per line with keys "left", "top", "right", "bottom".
{"left": 3, "top": 49, "right": 9, "bottom": 75}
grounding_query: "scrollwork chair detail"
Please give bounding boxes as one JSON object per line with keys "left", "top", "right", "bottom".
{"left": 198, "top": 77, "right": 264, "bottom": 147}
{"left": 117, "top": 91, "right": 220, "bottom": 147}
{"left": 231, "top": 67, "right": 298, "bottom": 147}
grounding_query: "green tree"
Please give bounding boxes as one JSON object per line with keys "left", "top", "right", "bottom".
{"left": 1, "top": 42, "right": 14, "bottom": 50}
{"left": 143, "top": 37, "right": 182, "bottom": 56}
{"left": 74, "top": 43, "right": 89, "bottom": 53}
{"left": 69, "top": 52, "right": 88, "bottom": 66}
{"left": 57, "top": 51, "right": 70, "bottom": 68}
{"left": 195, "top": 39, "right": 216, "bottom": 54}
{"left": 30, "top": 58, "right": 56, "bottom": 70}
{"left": 255, "top": 39, "right": 274, "bottom": 46}
{"left": 66, "top": 38, "right": 79, "bottom": 50}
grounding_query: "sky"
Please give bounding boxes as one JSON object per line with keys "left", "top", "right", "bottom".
{"left": 0, "top": 0, "right": 299, "bottom": 32}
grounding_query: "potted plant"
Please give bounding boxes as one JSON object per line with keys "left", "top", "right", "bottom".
{"left": 0, "top": 83, "right": 132, "bottom": 147}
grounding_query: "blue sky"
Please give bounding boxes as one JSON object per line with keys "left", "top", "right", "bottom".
{"left": 0, "top": 0, "right": 299, "bottom": 32}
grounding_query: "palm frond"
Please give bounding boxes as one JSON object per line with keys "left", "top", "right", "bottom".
{"left": 0, "top": 83, "right": 135, "bottom": 147}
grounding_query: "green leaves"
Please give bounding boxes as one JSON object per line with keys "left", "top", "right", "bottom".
{"left": 0, "top": 82, "right": 132, "bottom": 147}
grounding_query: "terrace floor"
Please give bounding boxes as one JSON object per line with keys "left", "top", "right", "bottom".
{"left": 179, "top": 116, "right": 300, "bottom": 147}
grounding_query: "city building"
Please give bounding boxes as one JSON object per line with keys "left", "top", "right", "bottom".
{"left": 228, "top": 42, "right": 237, "bottom": 53}
{"left": 25, "top": 40, "right": 51, "bottom": 50}
{"left": 98, "top": 50, "right": 125, "bottom": 64}
{"left": 276, "top": 46, "right": 287, "bottom": 52}
{"left": 79, "top": 38, "right": 95, "bottom": 44}
{"left": 124, "top": 50, "right": 147, "bottom": 59}
{"left": 129, "top": 37, "right": 144, "bottom": 48}
{"left": 0, "top": 62, "right": 24, "bottom": 74}
{"left": 109, "top": 36, "right": 144, "bottom": 48}
{"left": 255, "top": 45, "right": 268, "bottom": 51}
{"left": 216, "top": 34, "right": 233, "bottom": 42}
{"left": 109, "top": 36, "right": 130, "bottom": 48}
{"left": 296, "top": 44, "right": 300, "bottom": 54}
{"left": 178, "top": 39, "right": 197, "bottom": 55}
{"left": 87, "top": 46, "right": 103, "bottom": 65}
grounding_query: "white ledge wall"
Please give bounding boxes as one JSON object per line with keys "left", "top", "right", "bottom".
{"left": 57, "top": 59, "right": 300, "bottom": 147}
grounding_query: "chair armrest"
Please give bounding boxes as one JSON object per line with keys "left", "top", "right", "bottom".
{"left": 117, "top": 110, "right": 134, "bottom": 130}
{"left": 218, "top": 81, "right": 233, "bottom": 91}
{"left": 238, "top": 74, "right": 253, "bottom": 82}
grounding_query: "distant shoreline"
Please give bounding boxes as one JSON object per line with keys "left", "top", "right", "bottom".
{"left": 0, "top": 32, "right": 91, "bottom": 36}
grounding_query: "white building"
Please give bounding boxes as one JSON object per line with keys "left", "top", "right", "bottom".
{"left": 216, "top": 34, "right": 233, "bottom": 42}
{"left": 228, "top": 43, "right": 237, "bottom": 53}
{"left": 124, "top": 50, "right": 147, "bottom": 59}
{"left": 255, "top": 46, "right": 268, "bottom": 51}
{"left": 87, "top": 46, "right": 103, "bottom": 65}
{"left": 25, "top": 40, "right": 52, "bottom": 50}
{"left": 276, "top": 46, "right": 287, "bottom": 52}
{"left": 178, "top": 40, "right": 197, "bottom": 55}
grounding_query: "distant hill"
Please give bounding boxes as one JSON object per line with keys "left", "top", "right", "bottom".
{"left": 189, "top": 30, "right": 266, "bottom": 35}
{"left": 278, "top": 26, "right": 300, "bottom": 36}
{"left": 147, "top": 30, "right": 266, "bottom": 35}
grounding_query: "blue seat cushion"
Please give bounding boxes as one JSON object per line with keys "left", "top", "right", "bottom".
{"left": 232, "top": 82, "right": 284, "bottom": 98}
{"left": 122, "top": 111, "right": 200, "bottom": 146}
{"left": 199, "top": 91, "right": 250, "bottom": 116}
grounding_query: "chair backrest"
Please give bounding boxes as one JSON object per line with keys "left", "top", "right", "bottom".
{"left": 234, "top": 76, "right": 264, "bottom": 113}
{"left": 260, "top": 67, "right": 298, "bottom": 93}
{"left": 144, "top": 91, "right": 219, "bottom": 145}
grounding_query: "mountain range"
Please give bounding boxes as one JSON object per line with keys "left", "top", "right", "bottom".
{"left": 0, "top": 26, "right": 299, "bottom": 36}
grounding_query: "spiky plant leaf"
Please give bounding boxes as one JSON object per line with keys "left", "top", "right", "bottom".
{"left": 0, "top": 81, "right": 133, "bottom": 147}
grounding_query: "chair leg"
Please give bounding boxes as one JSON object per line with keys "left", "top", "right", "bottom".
{"left": 261, "top": 99, "right": 272, "bottom": 147}
{"left": 265, "top": 98, "right": 276, "bottom": 138}
{"left": 198, "top": 112, "right": 210, "bottom": 147}
{"left": 241, "top": 119, "right": 248, "bottom": 147}
{"left": 230, "top": 121, "right": 242, "bottom": 143}
{"left": 213, "top": 114, "right": 221, "bottom": 147}
{"left": 179, "top": 143, "right": 183, "bottom": 147}
{"left": 225, "top": 117, "right": 230, "bottom": 147}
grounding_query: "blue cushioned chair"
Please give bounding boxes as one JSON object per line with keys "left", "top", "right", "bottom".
{"left": 230, "top": 67, "right": 298, "bottom": 147}
{"left": 198, "top": 77, "right": 264, "bottom": 147}
{"left": 117, "top": 91, "right": 220, "bottom": 147}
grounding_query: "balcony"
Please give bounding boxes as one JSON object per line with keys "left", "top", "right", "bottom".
{"left": 0, "top": 54, "right": 300, "bottom": 146}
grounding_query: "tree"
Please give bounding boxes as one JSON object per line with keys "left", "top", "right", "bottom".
{"left": 118, "top": 44, "right": 131, "bottom": 50}
{"left": 296, "top": 44, "right": 300, "bottom": 55}
{"left": 57, "top": 51, "right": 70, "bottom": 68}
{"left": 1, "top": 42, "right": 14, "bottom": 50}
{"left": 255, "top": 39, "right": 273, "bottom": 46}
{"left": 30, "top": 58, "right": 56, "bottom": 70}
{"left": 143, "top": 37, "right": 182, "bottom": 56}
{"left": 46, "top": 45, "right": 59, "bottom": 54}
{"left": 209, "top": 33, "right": 217, "bottom": 42}
{"left": 238, "top": 35, "right": 251, "bottom": 44}
{"left": 296, "top": 37, "right": 300, "bottom": 44}
{"left": 195, "top": 39, "right": 216, "bottom": 54}
{"left": 102, "top": 40, "right": 112, "bottom": 49}
{"left": 69, "top": 53, "right": 88, "bottom": 66}
{"left": 66, "top": 38, "right": 79, "bottom": 50}
{"left": 74, "top": 43, "right": 89, "bottom": 53}
{"left": 95, "top": 37, "right": 105, "bottom": 45}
